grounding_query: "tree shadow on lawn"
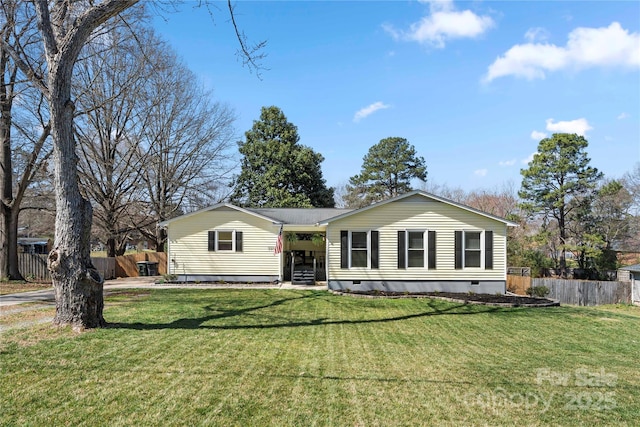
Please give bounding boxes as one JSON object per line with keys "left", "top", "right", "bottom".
{"left": 109, "top": 291, "right": 507, "bottom": 331}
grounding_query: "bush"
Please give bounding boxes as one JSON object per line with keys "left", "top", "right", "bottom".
{"left": 526, "top": 286, "right": 550, "bottom": 298}
{"left": 162, "top": 274, "right": 177, "bottom": 283}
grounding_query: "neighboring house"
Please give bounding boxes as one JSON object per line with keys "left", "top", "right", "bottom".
{"left": 159, "top": 191, "right": 518, "bottom": 294}
{"left": 619, "top": 264, "right": 640, "bottom": 306}
{"left": 17, "top": 237, "right": 52, "bottom": 254}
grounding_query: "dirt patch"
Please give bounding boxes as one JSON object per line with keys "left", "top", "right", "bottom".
{"left": 335, "top": 290, "right": 559, "bottom": 307}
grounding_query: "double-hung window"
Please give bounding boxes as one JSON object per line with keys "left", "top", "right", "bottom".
{"left": 464, "top": 231, "right": 481, "bottom": 268}
{"left": 340, "top": 230, "right": 379, "bottom": 269}
{"left": 397, "top": 230, "right": 436, "bottom": 269}
{"left": 350, "top": 231, "right": 369, "bottom": 268}
{"left": 217, "top": 231, "right": 234, "bottom": 251}
{"left": 407, "top": 231, "right": 425, "bottom": 268}
{"left": 208, "top": 230, "right": 243, "bottom": 252}
{"left": 454, "top": 230, "right": 493, "bottom": 269}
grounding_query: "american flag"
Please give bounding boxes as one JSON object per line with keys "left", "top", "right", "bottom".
{"left": 274, "top": 225, "right": 283, "bottom": 255}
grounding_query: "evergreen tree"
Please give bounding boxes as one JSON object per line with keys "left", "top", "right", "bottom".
{"left": 345, "top": 137, "right": 427, "bottom": 207}
{"left": 519, "top": 133, "right": 603, "bottom": 274}
{"left": 231, "top": 106, "right": 334, "bottom": 208}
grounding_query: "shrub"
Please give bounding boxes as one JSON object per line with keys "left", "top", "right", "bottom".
{"left": 526, "top": 286, "right": 550, "bottom": 298}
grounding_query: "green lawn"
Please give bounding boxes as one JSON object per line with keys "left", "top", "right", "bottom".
{"left": 1, "top": 289, "right": 638, "bottom": 426}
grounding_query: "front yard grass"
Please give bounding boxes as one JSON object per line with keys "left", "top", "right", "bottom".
{"left": 1, "top": 289, "right": 638, "bottom": 426}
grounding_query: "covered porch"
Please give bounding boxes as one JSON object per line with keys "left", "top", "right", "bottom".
{"left": 280, "top": 230, "right": 326, "bottom": 285}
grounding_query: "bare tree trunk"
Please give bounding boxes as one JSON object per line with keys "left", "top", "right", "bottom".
{"left": 2, "top": 207, "right": 23, "bottom": 279}
{"left": 0, "top": 41, "right": 21, "bottom": 280}
{"left": 155, "top": 227, "right": 166, "bottom": 253}
{"left": 47, "top": 70, "right": 105, "bottom": 328}
{"left": 30, "top": 0, "right": 139, "bottom": 329}
{"left": 106, "top": 236, "right": 116, "bottom": 258}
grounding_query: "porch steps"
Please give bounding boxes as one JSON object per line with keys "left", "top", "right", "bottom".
{"left": 292, "top": 268, "right": 315, "bottom": 285}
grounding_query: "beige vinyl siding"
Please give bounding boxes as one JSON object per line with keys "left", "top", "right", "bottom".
{"left": 327, "top": 195, "right": 508, "bottom": 281}
{"left": 166, "top": 207, "right": 280, "bottom": 276}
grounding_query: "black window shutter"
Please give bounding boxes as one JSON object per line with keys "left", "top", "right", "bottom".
{"left": 371, "top": 231, "right": 379, "bottom": 269}
{"left": 454, "top": 231, "right": 462, "bottom": 269}
{"left": 340, "top": 231, "right": 348, "bottom": 269}
{"left": 397, "top": 231, "right": 406, "bottom": 269}
{"left": 428, "top": 230, "right": 436, "bottom": 269}
{"left": 235, "top": 231, "right": 243, "bottom": 252}
{"left": 485, "top": 230, "right": 493, "bottom": 269}
{"left": 208, "top": 231, "right": 216, "bottom": 251}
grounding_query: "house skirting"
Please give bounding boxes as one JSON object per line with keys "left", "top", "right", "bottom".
{"left": 175, "top": 274, "right": 279, "bottom": 283}
{"left": 328, "top": 280, "right": 506, "bottom": 294}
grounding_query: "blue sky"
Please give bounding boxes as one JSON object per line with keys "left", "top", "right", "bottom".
{"left": 153, "top": 1, "right": 640, "bottom": 193}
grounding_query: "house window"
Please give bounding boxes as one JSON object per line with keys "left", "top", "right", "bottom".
{"left": 455, "top": 230, "right": 491, "bottom": 269}
{"left": 398, "top": 230, "right": 436, "bottom": 269}
{"left": 464, "top": 231, "right": 481, "bottom": 268}
{"left": 351, "top": 231, "right": 368, "bottom": 268}
{"left": 407, "top": 231, "right": 425, "bottom": 267}
{"left": 208, "top": 230, "right": 243, "bottom": 252}
{"left": 217, "top": 231, "right": 233, "bottom": 251}
{"left": 340, "top": 230, "right": 379, "bottom": 269}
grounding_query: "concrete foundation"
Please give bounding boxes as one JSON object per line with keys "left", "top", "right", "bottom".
{"left": 328, "top": 280, "right": 506, "bottom": 294}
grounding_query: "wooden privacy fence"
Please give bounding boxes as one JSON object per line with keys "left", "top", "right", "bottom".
{"left": 18, "top": 254, "right": 116, "bottom": 281}
{"left": 92, "top": 257, "right": 115, "bottom": 280}
{"left": 115, "top": 252, "right": 167, "bottom": 277}
{"left": 18, "top": 252, "right": 167, "bottom": 281}
{"left": 531, "top": 278, "right": 630, "bottom": 306}
{"left": 18, "top": 253, "right": 50, "bottom": 281}
{"left": 507, "top": 275, "right": 531, "bottom": 295}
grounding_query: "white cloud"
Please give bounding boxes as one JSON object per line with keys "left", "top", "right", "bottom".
{"left": 499, "top": 159, "right": 516, "bottom": 167}
{"left": 545, "top": 118, "right": 593, "bottom": 136}
{"left": 524, "top": 27, "right": 550, "bottom": 43}
{"left": 617, "top": 112, "right": 630, "bottom": 120}
{"left": 474, "top": 169, "right": 488, "bottom": 177}
{"left": 484, "top": 22, "right": 640, "bottom": 82}
{"left": 353, "top": 102, "right": 390, "bottom": 123}
{"left": 530, "top": 130, "right": 547, "bottom": 140}
{"left": 384, "top": 1, "right": 494, "bottom": 49}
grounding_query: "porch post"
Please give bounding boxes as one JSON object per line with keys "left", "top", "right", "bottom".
{"left": 313, "top": 257, "right": 317, "bottom": 285}
{"left": 325, "top": 226, "right": 330, "bottom": 286}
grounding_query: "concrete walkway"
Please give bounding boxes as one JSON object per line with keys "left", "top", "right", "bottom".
{"left": 0, "top": 277, "right": 327, "bottom": 307}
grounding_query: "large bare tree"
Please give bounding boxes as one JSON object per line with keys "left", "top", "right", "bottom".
{"left": 1, "top": 0, "right": 262, "bottom": 329}
{"left": 0, "top": 0, "right": 52, "bottom": 280}
{"left": 74, "top": 21, "right": 154, "bottom": 257}
{"left": 135, "top": 43, "right": 236, "bottom": 251}
{"left": 1, "top": 0, "right": 139, "bottom": 328}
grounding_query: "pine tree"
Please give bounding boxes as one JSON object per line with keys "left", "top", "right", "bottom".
{"left": 231, "top": 106, "right": 334, "bottom": 208}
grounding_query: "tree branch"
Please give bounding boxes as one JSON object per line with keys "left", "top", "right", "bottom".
{"left": 227, "top": 0, "right": 267, "bottom": 79}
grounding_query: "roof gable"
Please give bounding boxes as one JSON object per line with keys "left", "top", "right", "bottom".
{"left": 158, "top": 203, "right": 281, "bottom": 227}
{"left": 320, "top": 190, "right": 519, "bottom": 226}
{"left": 159, "top": 191, "right": 518, "bottom": 228}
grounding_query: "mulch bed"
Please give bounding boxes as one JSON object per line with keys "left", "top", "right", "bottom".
{"left": 334, "top": 290, "right": 559, "bottom": 307}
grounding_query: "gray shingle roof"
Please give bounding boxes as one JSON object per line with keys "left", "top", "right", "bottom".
{"left": 247, "top": 208, "right": 353, "bottom": 225}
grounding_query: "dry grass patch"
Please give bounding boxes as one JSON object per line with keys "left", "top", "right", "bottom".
{"left": 0, "top": 281, "right": 51, "bottom": 295}
{"left": 0, "top": 305, "right": 55, "bottom": 325}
